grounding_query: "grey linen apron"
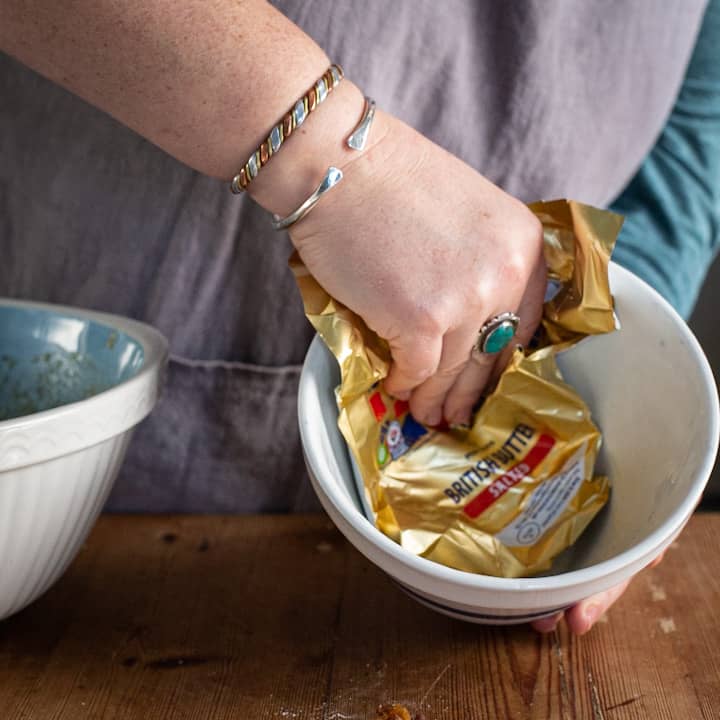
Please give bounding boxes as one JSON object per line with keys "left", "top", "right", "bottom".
{"left": 0, "top": 1, "right": 706, "bottom": 512}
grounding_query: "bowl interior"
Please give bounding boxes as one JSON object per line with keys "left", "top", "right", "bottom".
{"left": 302, "top": 263, "right": 719, "bottom": 577}
{"left": 0, "top": 305, "right": 144, "bottom": 421}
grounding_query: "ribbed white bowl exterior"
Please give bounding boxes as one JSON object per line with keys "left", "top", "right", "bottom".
{"left": 0, "top": 431, "right": 132, "bottom": 620}
{"left": 0, "top": 298, "right": 168, "bottom": 622}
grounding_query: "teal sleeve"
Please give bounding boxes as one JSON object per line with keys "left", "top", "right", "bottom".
{"left": 610, "top": 0, "right": 720, "bottom": 320}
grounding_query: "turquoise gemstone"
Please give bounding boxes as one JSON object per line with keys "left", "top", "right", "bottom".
{"left": 483, "top": 322, "right": 516, "bottom": 353}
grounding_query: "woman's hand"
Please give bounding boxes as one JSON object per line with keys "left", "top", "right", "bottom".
{"left": 262, "top": 97, "right": 662, "bottom": 624}
{"left": 532, "top": 552, "right": 666, "bottom": 635}
{"left": 288, "top": 111, "right": 661, "bottom": 628}
{"left": 289, "top": 111, "right": 547, "bottom": 426}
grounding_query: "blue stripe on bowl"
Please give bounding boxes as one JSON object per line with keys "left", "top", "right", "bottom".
{"left": 397, "top": 581, "right": 568, "bottom": 622}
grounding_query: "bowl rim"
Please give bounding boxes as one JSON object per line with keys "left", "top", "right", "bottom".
{"left": 298, "top": 262, "right": 720, "bottom": 594}
{"left": 0, "top": 298, "right": 168, "bottom": 470}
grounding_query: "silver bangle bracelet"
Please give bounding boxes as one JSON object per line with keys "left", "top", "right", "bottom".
{"left": 270, "top": 97, "right": 376, "bottom": 232}
{"left": 271, "top": 167, "right": 343, "bottom": 232}
{"left": 347, "top": 97, "right": 376, "bottom": 151}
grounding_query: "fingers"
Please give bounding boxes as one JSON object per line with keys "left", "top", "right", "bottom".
{"left": 442, "top": 309, "right": 536, "bottom": 426}
{"left": 442, "top": 298, "right": 540, "bottom": 425}
{"left": 532, "top": 611, "right": 565, "bottom": 634}
{"left": 565, "top": 578, "right": 632, "bottom": 635}
{"left": 384, "top": 333, "right": 443, "bottom": 402}
{"left": 486, "top": 255, "right": 547, "bottom": 390}
{"left": 567, "top": 551, "right": 666, "bottom": 634}
{"left": 567, "top": 548, "right": 667, "bottom": 634}
{"left": 444, "top": 255, "right": 546, "bottom": 425}
{"left": 534, "top": 549, "right": 668, "bottom": 636}
{"left": 441, "top": 345, "right": 499, "bottom": 426}
{"left": 384, "top": 211, "right": 546, "bottom": 421}
{"left": 405, "top": 324, "right": 486, "bottom": 426}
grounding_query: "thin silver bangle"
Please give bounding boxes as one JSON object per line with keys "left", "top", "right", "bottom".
{"left": 271, "top": 167, "right": 343, "bottom": 232}
{"left": 270, "top": 98, "right": 376, "bottom": 232}
{"left": 347, "top": 97, "right": 376, "bottom": 151}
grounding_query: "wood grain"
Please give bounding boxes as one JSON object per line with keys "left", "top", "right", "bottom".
{"left": 0, "top": 514, "right": 718, "bottom": 720}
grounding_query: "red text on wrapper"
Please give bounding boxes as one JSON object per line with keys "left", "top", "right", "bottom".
{"left": 442, "top": 431, "right": 556, "bottom": 517}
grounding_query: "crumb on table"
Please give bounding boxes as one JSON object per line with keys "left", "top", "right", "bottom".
{"left": 376, "top": 704, "right": 412, "bottom": 720}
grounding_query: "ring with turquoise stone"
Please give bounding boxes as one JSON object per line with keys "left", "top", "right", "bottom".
{"left": 474, "top": 312, "right": 520, "bottom": 354}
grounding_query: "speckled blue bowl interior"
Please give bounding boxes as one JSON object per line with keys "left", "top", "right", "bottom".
{"left": 0, "top": 306, "right": 144, "bottom": 421}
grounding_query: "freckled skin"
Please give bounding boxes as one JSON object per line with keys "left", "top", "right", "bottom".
{"left": 0, "top": 0, "right": 650, "bottom": 634}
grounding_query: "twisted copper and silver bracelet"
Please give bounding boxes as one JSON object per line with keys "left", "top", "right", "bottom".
{"left": 230, "top": 64, "right": 344, "bottom": 194}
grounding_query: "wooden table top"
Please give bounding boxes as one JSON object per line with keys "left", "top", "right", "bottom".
{"left": 0, "top": 513, "right": 718, "bottom": 720}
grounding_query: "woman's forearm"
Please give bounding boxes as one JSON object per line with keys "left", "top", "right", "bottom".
{"left": 0, "top": 0, "right": 365, "bottom": 213}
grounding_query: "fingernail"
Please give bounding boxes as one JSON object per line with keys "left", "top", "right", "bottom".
{"left": 582, "top": 604, "right": 601, "bottom": 630}
{"left": 392, "top": 389, "right": 411, "bottom": 401}
{"left": 425, "top": 409, "right": 442, "bottom": 427}
{"left": 447, "top": 411, "right": 471, "bottom": 427}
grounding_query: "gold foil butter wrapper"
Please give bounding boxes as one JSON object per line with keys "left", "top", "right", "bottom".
{"left": 294, "top": 200, "right": 623, "bottom": 578}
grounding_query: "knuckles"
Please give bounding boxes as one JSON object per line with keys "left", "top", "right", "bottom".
{"left": 434, "top": 358, "right": 470, "bottom": 380}
{"left": 384, "top": 204, "right": 545, "bottom": 363}
{"left": 486, "top": 212, "right": 545, "bottom": 296}
{"left": 404, "top": 305, "right": 446, "bottom": 339}
{"left": 406, "top": 363, "right": 435, "bottom": 384}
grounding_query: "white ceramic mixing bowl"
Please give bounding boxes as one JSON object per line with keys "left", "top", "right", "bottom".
{"left": 0, "top": 300, "right": 167, "bottom": 621}
{"left": 299, "top": 263, "right": 720, "bottom": 623}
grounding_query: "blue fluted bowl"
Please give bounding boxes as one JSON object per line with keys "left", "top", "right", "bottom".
{"left": 0, "top": 299, "right": 167, "bottom": 621}
{"left": 0, "top": 305, "right": 146, "bottom": 421}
